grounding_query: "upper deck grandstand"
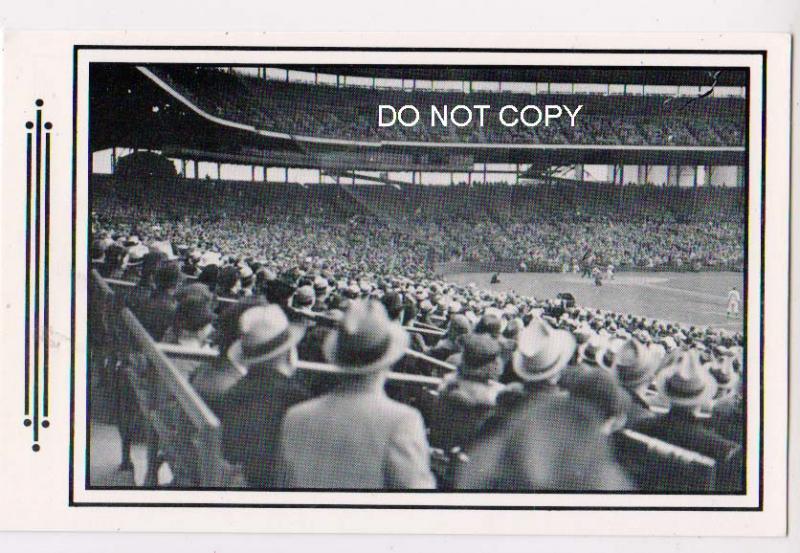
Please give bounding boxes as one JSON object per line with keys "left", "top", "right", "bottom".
{"left": 148, "top": 65, "right": 745, "bottom": 147}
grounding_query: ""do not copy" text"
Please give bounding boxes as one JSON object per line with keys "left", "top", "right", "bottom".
{"left": 377, "top": 104, "right": 584, "bottom": 128}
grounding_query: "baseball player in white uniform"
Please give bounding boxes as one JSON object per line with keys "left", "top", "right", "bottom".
{"left": 726, "top": 287, "right": 741, "bottom": 318}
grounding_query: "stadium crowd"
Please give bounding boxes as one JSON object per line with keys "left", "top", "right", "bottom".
{"left": 91, "top": 180, "right": 744, "bottom": 274}
{"left": 151, "top": 66, "right": 745, "bottom": 147}
{"left": 90, "top": 180, "right": 746, "bottom": 492}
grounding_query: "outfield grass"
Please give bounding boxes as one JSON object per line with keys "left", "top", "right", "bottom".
{"left": 445, "top": 271, "right": 745, "bottom": 331}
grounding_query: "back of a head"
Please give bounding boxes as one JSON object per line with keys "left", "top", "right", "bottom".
{"left": 381, "top": 291, "right": 404, "bottom": 321}
{"left": 154, "top": 261, "right": 181, "bottom": 292}
{"left": 175, "top": 295, "right": 216, "bottom": 333}
{"left": 217, "top": 266, "right": 240, "bottom": 293}
{"left": 140, "top": 251, "right": 167, "bottom": 285}
{"left": 522, "top": 391, "right": 630, "bottom": 491}
{"left": 216, "top": 296, "right": 267, "bottom": 355}
{"left": 475, "top": 314, "right": 503, "bottom": 338}
{"left": 561, "top": 366, "right": 631, "bottom": 421}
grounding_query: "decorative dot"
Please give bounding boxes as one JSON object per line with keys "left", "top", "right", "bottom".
{"left": 44, "top": 122, "right": 53, "bottom": 130}
{"left": 25, "top": 121, "right": 33, "bottom": 129}
{"left": 42, "top": 420, "right": 50, "bottom": 428}
{"left": 23, "top": 418, "right": 32, "bottom": 427}
{"left": 35, "top": 99, "right": 44, "bottom": 107}
{"left": 32, "top": 444, "right": 40, "bottom": 452}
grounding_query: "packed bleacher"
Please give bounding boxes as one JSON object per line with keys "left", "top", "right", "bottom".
{"left": 148, "top": 66, "right": 746, "bottom": 146}
{"left": 89, "top": 178, "right": 746, "bottom": 492}
{"left": 91, "top": 176, "right": 745, "bottom": 274}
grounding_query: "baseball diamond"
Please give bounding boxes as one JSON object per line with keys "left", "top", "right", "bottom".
{"left": 86, "top": 62, "right": 749, "bottom": 495}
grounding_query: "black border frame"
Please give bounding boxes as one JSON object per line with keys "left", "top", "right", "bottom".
{"left": 70, "top": 45, "right": 768, "bottom": 511}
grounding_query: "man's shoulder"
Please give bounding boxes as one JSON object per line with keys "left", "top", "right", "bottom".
{"left": 285, "top": 393, "right": 329, "bottom": 421}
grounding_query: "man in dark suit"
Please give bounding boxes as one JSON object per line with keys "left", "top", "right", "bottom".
{"left": 131, "top": 261, "right": 181, "bottom": 342}
{"left": 219, "top": 304, "right": 308, "bottom": 488}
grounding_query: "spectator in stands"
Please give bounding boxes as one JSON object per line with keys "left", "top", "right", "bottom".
{"left": 425, "top": 314, "right": 472, "bottom": 361}
{"left": 707, "top": 353, "right": 744, "bottom": 443}
{"left": 454, "top": 319, "right": 631, "bottom": 491}
{"left": 219, "top": 304, "right": 308, "bottom": 488}
{"left": 133, "top": 261, "right": 181, "bottom": 342}
{"left": 631, "top": 349, "right": 743, "bottom": 492}
{"left": 100, "top": 242, "right": 128, "bottom": 279}
{"left": 560, "top": 366, "right": 632, "bottom": 436}
{"left": 608, "top": 338, "right": 664, "bottom": 426}
{"left": 278, "top": 300, "right": 436, "bottom": 489}
{"left": 216, "top": 266, "right": 241, "bottom": 300}
{"left": 190, "top": 297, "right": 266, "bottom": 415}
{"left": 429, "top": 333, "right": 506, "bottom": 452}
{"left": 125, "top": 251, "right": 167, "bottom": 313}
{"left": 163, "top": 295, "right": 217, "bottom": 349}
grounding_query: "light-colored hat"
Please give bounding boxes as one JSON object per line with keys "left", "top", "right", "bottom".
{"left": 612, "top": 339, "right": 661, "bottom": 389}
{"left": 512, "top": 318, "right": 576, "bottom": 382}
{"left": 654, "top": 349, "right": 718, "bottom": 408}
{"left": 198, "top": 251, "right": 222, "bottom": 268}
{"left": 150, "top": 240, "right": 178, "bottom": 260}
{"left": 323, "top": 300, "right": 409, "bottom": 374}
{"left": 313, "top": 276, "right": 329, "bottom": 293}
{"left": 579, "top": 334, "right": 610, "bottom": 369}
{"left": 290, "top": 285, "right": 316, "bottom": 308}
{"left": 228, "top": 305, "right": 305, "bottom": 368}
{"left": 709, "top": 356, "right": 741, "bottom": 399}
{"left": 126, "top": 243, "right": 149, "bottom": 264}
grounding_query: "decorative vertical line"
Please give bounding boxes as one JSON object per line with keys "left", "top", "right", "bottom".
{"left": 43, "top": 124, "right": 52, "bottom": 422}
{"left": 33, "top": 101, "right": 42, "bottom": 451}
{"left": 24, "top": 126, "right": 33, "bottom": 424}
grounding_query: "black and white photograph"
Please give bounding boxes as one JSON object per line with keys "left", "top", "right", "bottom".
{"left": 0, "top": 30, "right": 793, "bottom": 538}
{"left": 87, "top": 61, "right": 750, "bottom": 494}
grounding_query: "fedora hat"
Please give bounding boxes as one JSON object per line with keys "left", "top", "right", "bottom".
{"left": 709, "top": 356, "right": 741, "bottom": 399}
{"left": 228, "top": 305, "right": 305, "bottom": 368}
{"left": 611, "top": 339, "right": 661, "bottom": 389}
{"left": 578, "top": 334, "right": 610, "bottom": 369}
{"left": 458, "top": 333, "right": 502, "bottom": 382}
{"left": 150, "top": 240, "right": 178, "bottom": 260}
{"left": 654, "top": 349, "right": 718, "bottom": 408}
{"left": 512, "top": 318, "right": 576, "bottom": 383}
{"left": 290, "top": 285, "right": 316, "bottom": 308}
{"left": 447, "top": 314, "right": 473, "bottom": 339}
{"left": 323, "top": 300, "right": 409, "bottom": 374}
{"left": 174, "top": 296, "right": 216, "bottom": 333}
{"left": 126, "top": 243, "right": 149, "bottom": 265}
{"left": 313, "top": 276, "right": 329, "bottom": 293}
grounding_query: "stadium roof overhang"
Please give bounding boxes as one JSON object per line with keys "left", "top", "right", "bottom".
{"left": 90, "top": 64, "right": 746, "bottom": 170}
{"left": 89, "top": 64, "right": 299, "bottom": 153}
{"left": 270, "top": 65, "right": 749, "bottom": 87}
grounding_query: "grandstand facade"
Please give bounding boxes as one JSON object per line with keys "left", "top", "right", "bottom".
{"left": 91, "top": 64, "right": 747, "bottom": 189}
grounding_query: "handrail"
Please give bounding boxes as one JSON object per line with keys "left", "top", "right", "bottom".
{"left": 156, "top": 342, "right": 446, "bottom": 386}
{"left": 620, "top": 429, "right": 715, "bottom": 467}
{"left": 103, "top": 277, "right": 238, "bottom": 304}
{"left": 122, "top": 309, "right": 220, "bottom": 429}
